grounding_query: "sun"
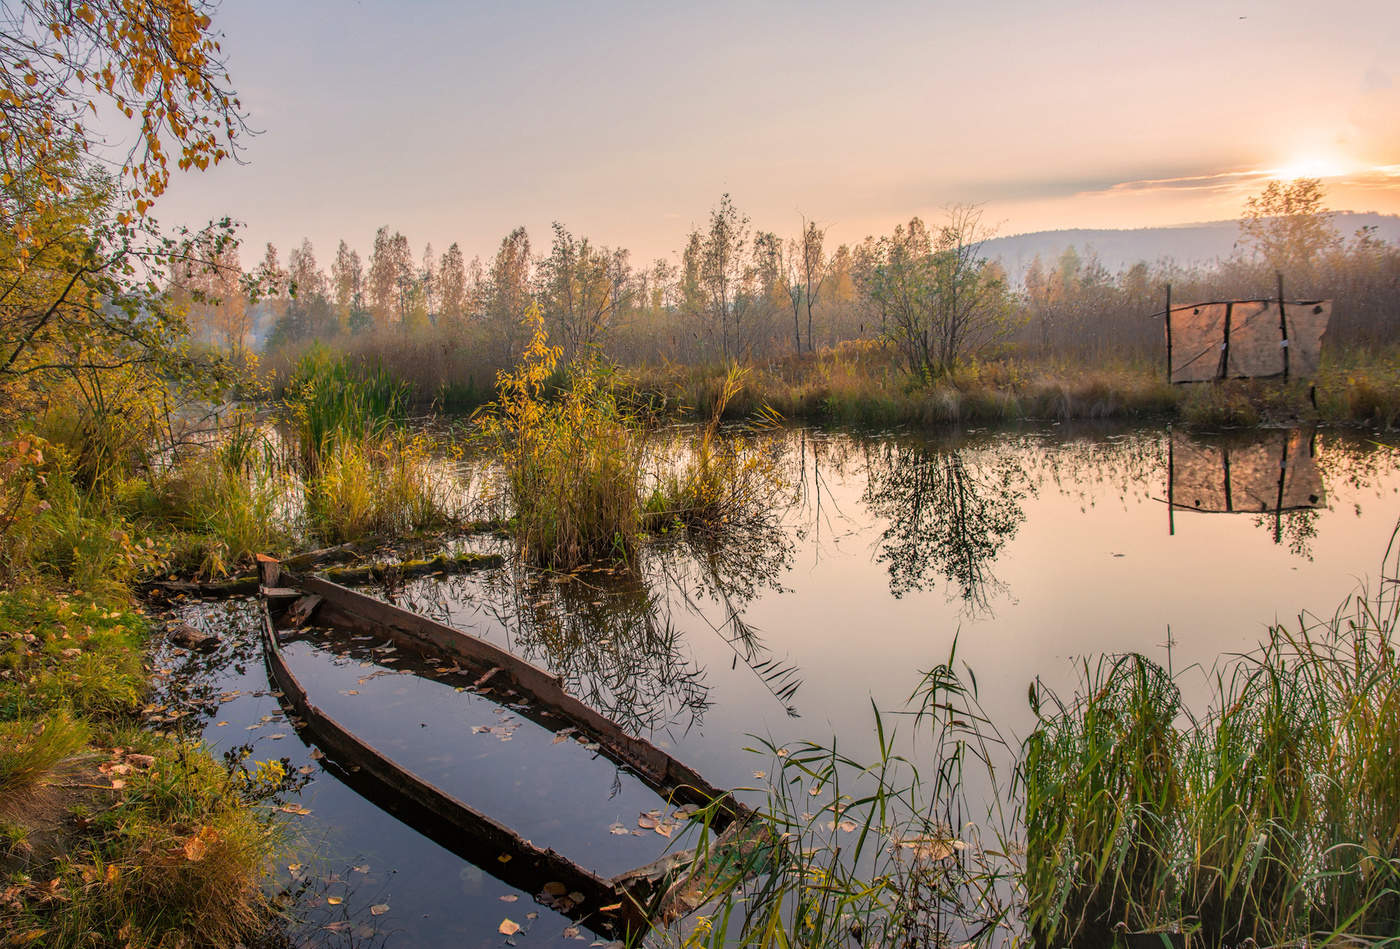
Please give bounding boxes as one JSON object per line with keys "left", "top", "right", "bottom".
{"left": 1271, "top": 154, "right": 1353, "bottom": 181}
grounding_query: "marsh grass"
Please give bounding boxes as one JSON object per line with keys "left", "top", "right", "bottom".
{"left": 0, "top": 585, "right": 285, "bottom": 948}
{"left": 0, "top": 711, "right": 91, "bottom": 798}
{"left": 481, "top": 306, "right": 785, "bottom": 569}
{"left": 634, "top": 343, "right": 1183, "bottom": 431}
{"left": 1023, "top": 523, "right": 1400, "bottom": 947}
{"left": 283, "top": 345, "right": 409, "bottom": 471}
{"left": 306, "top": 431, "right": 464, "bottom": 544}
{"left": 673, "top": 640, "right": 1018, "bottom": 948}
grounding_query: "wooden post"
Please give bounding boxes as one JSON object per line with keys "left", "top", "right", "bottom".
{"left": 1167, "top": 429, "right": 1175, "bottom": 536}
{"left": 1164, "top": 283, "right": 1173, "bottom": 383}
{"left": 1277, "top": 272, "right": 1290, "bottom": 381}
{"left": 1217, "top": 302, "right": 1234, "bottom": 380}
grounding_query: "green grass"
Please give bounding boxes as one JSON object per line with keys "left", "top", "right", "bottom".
{"left": 282, "top": 345, "right": 410, "bottom": 470}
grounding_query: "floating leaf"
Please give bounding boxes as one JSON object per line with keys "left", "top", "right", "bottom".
{"left": 608, "top": 823, "right": 628, "bottom": 835}
{"left": 499, "top": 894, "right": 518, "bottom": 902}
{"left": 498, "top": 918, "right": 520, "bottom": 935}
{"left": 369, "top": 903, "right": 389, "bottom": 916}
{"left": 326, "top": 896, "right": 342, "bottom": 906}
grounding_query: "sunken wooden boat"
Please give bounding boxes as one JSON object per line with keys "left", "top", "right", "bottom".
{"left": 255, "top": 555, "right": 752, "bottom": 941}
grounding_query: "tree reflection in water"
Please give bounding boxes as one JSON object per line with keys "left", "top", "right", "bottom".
{"left": 382, "top": 514, "right": 799, "bottom": 739}
{"left": 862, "top": 437, "right": 1029, "bottom": 615}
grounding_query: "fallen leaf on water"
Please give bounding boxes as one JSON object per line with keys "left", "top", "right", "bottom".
{"left": 352, "top": 864, "right": 369, "bottom": 873}
{"left": 563, "top": 926, "right": 581, "bottom": 939}
{"left": 654, "top": 823, "right": 673, "bottom": 838}
{"left": 326, "top": 896, "right": 342, "bottom": 906}
{"left": 268, "top": 733, "right": 286, "bottom": 740}
{"left": 215, "top": 721, "right": 229, "bottom": 727}
{"left": 498, "top": 919, "right": 520, "bottom": 936}
{"left": 499, "top": 894, "right": 518, "bottom": 902}
{"left": 369, "top": 903, "right": 389, "bottom": 916}
{"left": 752, "top": 770, "right": 766, "bottom": 780}
{"left": 321, "top": 921, "right": 350, "bottom": 933}
{"left": 608, "top": 823, "right": 628, "bottom": 835}
{"left": 636, "top": 815, "right": 657, "bottom": 829}
{"left": 298, "top": 765, "right": 315, "bottom": 775}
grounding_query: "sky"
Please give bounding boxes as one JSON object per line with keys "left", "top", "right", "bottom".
{"left": 151, "top": 0, "right": 1400, "bottom": 269}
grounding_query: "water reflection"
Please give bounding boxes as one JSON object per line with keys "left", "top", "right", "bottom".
{"left": 862, "top": 437, "right": 1029, "bottom": 614}
{"left": 379, "top": 517, "right": 798, "bottom": 736}
{"left": 1168, "top": 428, "right": 1325, "bottom": 556}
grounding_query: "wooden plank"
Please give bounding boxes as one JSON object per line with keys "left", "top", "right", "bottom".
{"left": 290, "top": 572, "right": 749, "bottom": 826}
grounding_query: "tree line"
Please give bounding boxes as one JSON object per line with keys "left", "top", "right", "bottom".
{"left": 169, "top": 180, "right": 1398, "bottom": 400}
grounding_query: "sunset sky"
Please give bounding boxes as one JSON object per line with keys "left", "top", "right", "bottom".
{"left": 156, "top": 0, "right": 1400, "bottom": 267}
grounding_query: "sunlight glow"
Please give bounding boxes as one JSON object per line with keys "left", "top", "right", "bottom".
{"left": 1270, "top": 154, "right": 1354, "bottom": 181}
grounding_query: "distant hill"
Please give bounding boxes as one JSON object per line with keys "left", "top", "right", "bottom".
{"left": 983, "top": 212, "right": 1400, "bottom": 277}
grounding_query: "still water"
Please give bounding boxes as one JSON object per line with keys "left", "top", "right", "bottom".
{"left": 162, "top": 424, "right": 1400, "bottom": 947}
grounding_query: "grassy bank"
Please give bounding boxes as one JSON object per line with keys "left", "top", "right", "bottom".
{"left": 625, "top": 340, "right": 1400, "bottom": 431}
{"left": 0, "top": 581, "right": 286, "bottom": 947}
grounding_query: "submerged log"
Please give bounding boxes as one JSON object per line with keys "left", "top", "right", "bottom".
{"left": 141, "top": 545, "right": 503, "bottom": 600}
{"left": 319, "top": 551, "right": 504, "bottom": 585}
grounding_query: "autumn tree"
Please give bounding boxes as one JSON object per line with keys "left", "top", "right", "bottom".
{"left": 172, "top": 227, "right": 247, "bottom": 354}
{"left": 269, "top": 238, "right": 331, "bottom": 343}
{"left": 797, "top": 219, "right": 826, "bottom": 353}
{"left": 537, "top": 222, "right": 630, "bottom": 362}
{"left": 863, "top": 205, "right": 1014, "bottom": 379}
{"left": 0, "top": 1, "right": 248, "bottom": 416}
{"left": 681, "top": 194, "right": 766, "bottom": 362}
{"left": 330, "top": 239, "right": 364, "bottom": 333}
{"left": 0, "top": 0, "right": 247, "bottom": 234}
{"left": 1238, "top": 177, "right": 1341, "bottom": 280}
{"left": 482, "top": 227, "right": 532, "bottom": 363}
{"left": 437, "top": 242, "right": 467, "bottom": 327}
{"left": 419, "top": 242, "right": 437, "bottom": 317}
{"left": 366, "top": 226, "right": 412, "bottom": 328}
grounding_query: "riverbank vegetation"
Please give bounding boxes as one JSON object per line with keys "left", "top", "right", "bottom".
{"left": 682, "top": 528, "right": 1400, "bottom": 947}
{"left": 245, "top": 180, "right": 1398, "bottom": 432}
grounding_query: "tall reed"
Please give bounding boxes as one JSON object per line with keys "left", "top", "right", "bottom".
{"left": 282, "top": 346, "right": 409, "bottom": 471}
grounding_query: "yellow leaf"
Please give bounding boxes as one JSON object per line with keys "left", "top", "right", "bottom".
{"left": 498, "top": 918, "right": 520, "bottom": 935}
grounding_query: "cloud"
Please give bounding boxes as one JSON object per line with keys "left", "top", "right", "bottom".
{"left": 1081, "top": 164, "right": 1400, "bottom": 200}
{"left": 1093, "top": 169, "right": 1272, "bottom": 196}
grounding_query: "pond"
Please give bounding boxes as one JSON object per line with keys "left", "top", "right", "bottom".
{"left": 158, "top": 423, "right": 1400, "bottom": 947}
